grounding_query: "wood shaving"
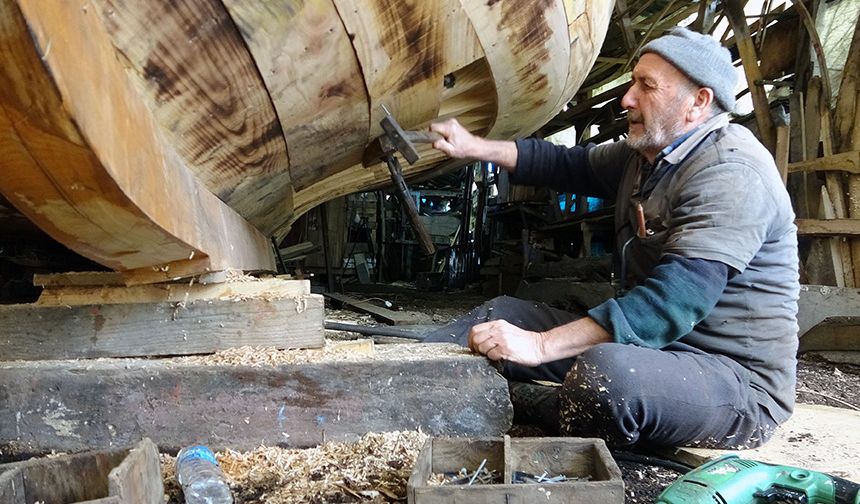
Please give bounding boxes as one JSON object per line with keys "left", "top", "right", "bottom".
{"left": 174, "top": 341, "right": 472, "bottom": 367}
{"left": 161, "top": 430, "right": 428, "bottom": 503}
{"left": 224, "top": 268, "right": 262, "bottom": 283}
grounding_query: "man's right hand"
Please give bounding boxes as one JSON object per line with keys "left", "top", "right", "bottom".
{"left": 430, "top": 118, "right": 519, "bottom": 170}
{"left": 430, "top": 118, "right": 480, "bottom": 159}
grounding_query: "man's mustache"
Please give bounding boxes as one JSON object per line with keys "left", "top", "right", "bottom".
{"left": 628, "top": 110, "right": 643, "bottom": 123}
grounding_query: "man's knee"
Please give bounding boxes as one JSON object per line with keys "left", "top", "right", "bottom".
{"left": 563, "top": 343, "right": 637, "bottom": 398}
{"left": 557, "top": 344, "right": 641, "bottom": 445}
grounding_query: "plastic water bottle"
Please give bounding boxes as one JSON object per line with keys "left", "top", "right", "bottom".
{"left": 176, "top": 445, "right": 233, "bottom": 504}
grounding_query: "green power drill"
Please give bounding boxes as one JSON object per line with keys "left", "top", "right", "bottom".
{"left": 657, "top": 455, "right": 860, "bottom": 503}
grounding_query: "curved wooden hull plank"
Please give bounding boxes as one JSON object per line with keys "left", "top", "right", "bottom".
{"left": 557, "top": 0, "right": 614, "bottom": 112}
{"left": 460, "top": 0, "right": 571, "bottom": 139}
{"left": 223, "top": 0, "right": 370, "bottom": 194}
{"left": 0, "top": 0, "right": 274, "bottom": 274}
{"left": 93, "top": 0, "right": 294, "bottom": 237}
{"left": 333, "top": 0, "right": 446, "bottom": 140}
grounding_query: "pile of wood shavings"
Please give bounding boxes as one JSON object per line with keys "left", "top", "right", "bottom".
{"left": 173, "top": 341, "right": 472, "bottom": 367}
{"left": 161, "top": 431, "right": 428, "bottom": 503}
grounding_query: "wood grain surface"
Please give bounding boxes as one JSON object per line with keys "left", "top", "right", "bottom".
{"left": 95, "top": 0, "right": 293, "bottom": 236}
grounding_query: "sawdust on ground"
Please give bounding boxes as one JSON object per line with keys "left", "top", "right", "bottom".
{"left": 162, "top": 431, "right": 428, "bottom": 504}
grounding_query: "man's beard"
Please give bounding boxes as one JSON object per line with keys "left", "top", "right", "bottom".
{"left": 625, "top": 109, "right": 686, "bottom": 154}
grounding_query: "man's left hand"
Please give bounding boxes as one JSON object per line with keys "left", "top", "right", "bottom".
{"left": 468, "top": 320, "right": 545, "bottom": 367}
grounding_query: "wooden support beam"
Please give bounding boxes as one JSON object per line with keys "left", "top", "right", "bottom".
{"left": 724, "top": 0, "right": 777, "bottom": 152}
{"left": 691, "top": 0, "right": 719, "bottom": 34}
{"left": 796, "top": 218, "right": 860, "bottom": 237}
{"left": 614, "top": 0, "right": 638, "bottom": 58}
{"left": 787, "top": 151, "right": 860, "bottom": 174}
{"left": 836, "top": 15, "right": 860, "bottom": 286}
{"left": 0, "top": 345, "right": 512, "bottom": 454}
{"left": 0, "top": 293, "right": 324, "bottom": 361}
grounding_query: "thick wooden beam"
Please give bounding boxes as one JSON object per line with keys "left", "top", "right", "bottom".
{"left": 796, "top": 218, "right": 860, "bottom": 237}
{"left": 788, "top": 151, "right": 860, "bottom": 174}
{"left": 0, "top": 294, "right": 324, "bottom": 360}
{"left": 725, "top": 0, "right": 777, "bottom": 152}
{"left": 36, "top": 277, "right": 310, "bottom": 306}
{"left": 0, "top": 345, "right": 512, "bottom": 454}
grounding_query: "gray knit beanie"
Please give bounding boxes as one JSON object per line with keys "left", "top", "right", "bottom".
{"left": 640, "top": 27, "right": 737, "bottom": 112}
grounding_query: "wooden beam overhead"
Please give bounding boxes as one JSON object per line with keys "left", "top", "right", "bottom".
{"left": 724, "top": 0, "right": 777, "bottom": 153}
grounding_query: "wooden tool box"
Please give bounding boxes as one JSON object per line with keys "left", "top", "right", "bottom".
{"left": 0, "top": 438, "right": 163, "bottom": 504}
{"left": 407, "top": 436, "right": 624, "bottom": 503}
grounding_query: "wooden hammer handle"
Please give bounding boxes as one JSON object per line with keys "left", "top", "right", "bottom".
{"left": 402, "top": 130, "right": 443, "bottom": 144}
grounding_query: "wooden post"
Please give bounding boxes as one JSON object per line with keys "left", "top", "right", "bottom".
{"left": 835, "top": 16, "right": 860, "bottom": 285}
{"left": 725, "top": 0, "right": 777, "bottom": 153}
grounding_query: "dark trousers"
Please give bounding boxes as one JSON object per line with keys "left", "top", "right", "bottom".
{"left": 424, "top": 296, "right": 779, "bottom": 449}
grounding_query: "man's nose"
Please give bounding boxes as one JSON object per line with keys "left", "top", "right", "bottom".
{"left": 621, "top": 87, "right": 636, "bottom": 110}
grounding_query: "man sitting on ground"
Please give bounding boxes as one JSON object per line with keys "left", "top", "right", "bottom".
{"left": 425, "top": 27, "right": 799, "bottom": 450}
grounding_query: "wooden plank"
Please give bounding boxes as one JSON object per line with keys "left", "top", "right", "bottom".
{"left": 332, "top": 0, "right": 445, "bottom": 141}
{"left": 836, "top": 16, "right": 860, "bottom": 286}
{"left": 222, "top": 0, "right": 368, "bottom": 194}
{"left": 93, "top": 0, "right": 294, "bottom": 236}
{"left": 795, "top": 218, "right": 860, "bottom": 237}
{"left": 0, "top": 470, "right": 24, "bottom": 504}
{"left": 559, "top": 0, "right": 614, "bottom": 115}
{"left": 37, "top": 278, "right": 310, "bottom": 306}
{"left": 0, "top": 0, "right": 275, "bottom": 273}
{"left": 461, "top": 0, "right": 571, "bottom": 138}
{"left": 788, "top": 151, "right": 860, "bottom": 174}
{"left": 324, "top": 292, "right": 421, "bottom": 325}
{"left": 834, "top": 15, "right": 860, "bottom": 155}
{"left": 0, "top": 345, "right": 512, "bottom": 454}
{"left": 819, "top": 187, "right": 847, "bottom": 288}
{"left": 33, "top": 271, "right": 126, "bottom": 288}
{"left": 107, "top": 439, "right": 164, "bottom": 504}
{"left": 407, "top": 440, "right": 432, "bottom": 504}
{"left": 725, "top": 0, "right": 776, "bottom": 152}
{"left": 0, "top": 294, "right": 324, "bottom": 360}
{"left": 613, "top": 0, "right": 638, "bottom": 58}
{"left": 775, "top": 124, "right": 790, "bottom": 184}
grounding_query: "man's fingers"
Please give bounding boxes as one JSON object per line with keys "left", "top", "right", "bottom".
{"left": 430, "top": 118, "right": 458, "bottom": 136}
{"left": 485, "top": 346, "right": 505, "bottom": 361}
{"left": 467, "top": 325, "right": 491, "bottom": 352}
{"left": 433, "top": 139, "right": 455, "bottom": 157}
{"left": 476, "top": 338, "right": 499, "bottom": 356}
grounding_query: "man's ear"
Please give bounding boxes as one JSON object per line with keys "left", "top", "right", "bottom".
{"left": 689, "top": 87, "right": 715, "bottom": 120}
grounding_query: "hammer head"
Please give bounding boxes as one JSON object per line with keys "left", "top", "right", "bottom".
{"left": 379, "top": 112, "right": 421, "bottom": 165}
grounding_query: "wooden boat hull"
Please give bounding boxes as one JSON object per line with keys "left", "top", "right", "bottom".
{"left": 0, "top": 0, "right": 613, "bottom": 278}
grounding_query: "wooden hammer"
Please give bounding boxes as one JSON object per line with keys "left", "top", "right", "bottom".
{"left": 363, "top": 107, "right": 441, "bottom": 255}
{"left": 362, "top": 106, "right": 442, "bottom": 167}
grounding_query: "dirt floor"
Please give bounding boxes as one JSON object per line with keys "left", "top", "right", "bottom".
{"left": 160, "top": 288, "right": 860, "bottom": 503}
